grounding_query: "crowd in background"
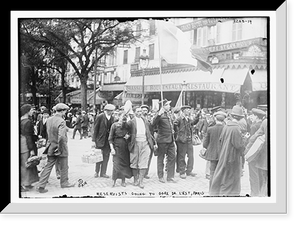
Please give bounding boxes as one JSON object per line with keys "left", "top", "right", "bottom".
{"left": 19, "top": 100, "right": 268, "bottom": 197}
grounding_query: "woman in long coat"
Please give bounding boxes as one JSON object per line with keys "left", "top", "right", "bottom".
{"left": 20, "top": 104, "right": 39, "bottom": 192}
{"left": 210, "top": 106, "right": 245, "bottom": 196}
{"left": 108, "top": 112, "right": 133, "bottom": 187}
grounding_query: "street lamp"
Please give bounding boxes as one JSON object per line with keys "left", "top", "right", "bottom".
{"left": 139, "top": 49, "right": 149, "bottom": 105}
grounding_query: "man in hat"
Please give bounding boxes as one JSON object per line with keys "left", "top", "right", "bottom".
{"left": 248, "top": 108, "right": 266, "bottom": 136}
{"left": 202, "top": 111, "right": 226, "bottom": 192}
{"left": 81, "top": 110, "right": 89, "bottom": 139}
{"left": 244, "top": 108, "right": 266, "bottom": 197}
{"left": 174, "top": 105, "right": 200, "bottom": 179}
{"left": 152, "top": 99, "right": 177, "bottom": 183}
{"left": 72, "top": 111, "right": 83, "bottom": 139}
{"left": 37, "top": 108, "right": 50, "bottom": 140}
{"left": 93, "top": 103, "right": 115, "bottom": 178}
{"left": 210, "top": 105, "right": 245, "bottom": 196}
{"left": 245, "top": 118, "right": 268, "bottom": 197}
{"left": 125, "top": 107, "right": 155, "bottom": 188}
{"left": 36, "top": 103, "right": 75, "bottom": 193}
{"left": 140, "top": 104, "right": 156, "bottom": 179}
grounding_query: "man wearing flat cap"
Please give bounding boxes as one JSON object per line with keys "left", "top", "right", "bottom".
{"left": 244, "top": 107, "right": 266, "bottom": 197}
{"left": 202, "top": 111, "right": 226, "bottom": 192}
{"left": 210, "top": 105, "right": 245, "bottom": 196}
{"left": 36, "top": 103, "right": 75, "bottom": 193}
{"left": 93, "top": 103, "right": 115, "bottom": 178}
{"left": 152, "top": 99, "right": 177, "bottom": 183}
{"left": 174, "top": 105, "right": 200, "bottom": 179}
{"left": 248, "top": 108, "right": 266, "bottom": 136}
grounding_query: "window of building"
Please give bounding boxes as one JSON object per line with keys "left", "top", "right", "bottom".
{"left": 216, "top": 23, "right": 221, "bottom": 44}
{"left": 207, "top": 25, "right": 216, "bottom": 46}
{"left": 193, "top": 29, "right": 197, "bottom": 45}
{"left": 135, "top": 47, "right": 140, "bottom": 63}
{"left": 149, "top": 44, "right": 155, "bottom": 60}
{"left": 136, "top": 21, "right": 142, "bottom": 36}
{"left": 149, "top": 20, "right": 156, "bottom": 36}
{"left": 123, "top": 50, "right": 128, "bottom": 64}
{"left": 232, "top": 22, "right": 243, "bottom": 41}
{"left": 197, "top": 28, "right": 202, "bottom": 46}
{"left": 202, "top": 26, "right": 208, "bottom": 46}
{"left": 226, "top": 53, "right": 232, "bottom": 59}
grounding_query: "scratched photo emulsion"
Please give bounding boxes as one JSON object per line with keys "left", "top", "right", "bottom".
{"left": 18, "top": 17, "right": 269, "bottom": 199}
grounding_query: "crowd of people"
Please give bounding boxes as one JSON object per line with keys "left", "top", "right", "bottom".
{"left": 19, "top": 100, "right": 268, "bottom": 197}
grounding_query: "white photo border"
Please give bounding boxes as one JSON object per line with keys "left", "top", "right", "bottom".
{"left": 4, "top": 4, "right": 287, "bottom": 214}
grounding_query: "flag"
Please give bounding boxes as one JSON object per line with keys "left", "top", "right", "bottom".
{"left": 190, "top": 45, "right": 213, "bottom": 73}
{"left": 156, "top": 20, "right": 197, "bottom": 66}
{"left": 175, "top": 89, "right": 183, "bottom": 108}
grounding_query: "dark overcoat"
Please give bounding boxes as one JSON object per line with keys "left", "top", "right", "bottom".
{"left": 174, "top": 115, "right": 199, "bottom": 143}
{"left": 210, "top": 121, "right": 245, "bottom": 196}
{"left": 152, "top": 112, "right": 174, "bottom": 144}
{"left": 202, "top": 123, "right": 224, "bottom": 161}
{"left": 92, "top": 113, "right": 115, "bottom": 149}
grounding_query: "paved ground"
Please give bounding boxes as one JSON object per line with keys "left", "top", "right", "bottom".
{"left": 21, "top": 130, "right": 251, "bottom": 199}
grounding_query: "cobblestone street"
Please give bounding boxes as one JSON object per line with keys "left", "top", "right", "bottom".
{"left": 21, "top": 130, "right": 251, "bottom": 199}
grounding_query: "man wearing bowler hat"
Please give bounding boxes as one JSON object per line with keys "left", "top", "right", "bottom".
{"left": 174, "top": 105, "right": 200, "bottom": 179}
{"left": 152, "top": 99, "right": 177, "bottom": 183}
{"left": 93, "top": 103, "right": 115, "bottom": 178}
{"left": 210, "top": 105, "right": 245, "bottom": 196}
{"left": 36, "top": 103, "right": 75, "bottom": 193}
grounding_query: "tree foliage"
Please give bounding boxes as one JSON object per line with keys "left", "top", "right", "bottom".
{"left": 20, "top": 18, "right": 140, "bottom": 110}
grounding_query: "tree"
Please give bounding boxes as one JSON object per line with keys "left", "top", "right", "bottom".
{"left": 19, "top": 31, "right": 48, "bottom": 107}
{"left": 20, "top": 19, "right": 140, "bottom": 110}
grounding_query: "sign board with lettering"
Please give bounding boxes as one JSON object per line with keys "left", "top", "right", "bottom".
{"left": 125, "top": 82, "right": 240, "bottom": 93}
{"left": 177, "top": 18, "right": 231, "bottom": 32}
{"left": 123, "top": 92, "right": 149, "bottom": 103}
{"left": 205, "top": 37, "right": 267, "bottom": 53}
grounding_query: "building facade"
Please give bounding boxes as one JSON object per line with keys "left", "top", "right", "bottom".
{"left": 123, "top": 18, "right": 268, "bottom": 110}
{"left": 65, "top": 18, "right": 268, "bottom": 110}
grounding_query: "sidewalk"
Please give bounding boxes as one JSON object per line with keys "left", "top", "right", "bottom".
{"left": 21, "top": 130, "right": 250, "bottom": 198}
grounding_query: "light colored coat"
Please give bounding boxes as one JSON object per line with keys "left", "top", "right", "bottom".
{"left": 45, "top": 114, "right": 68, "bottom": 157}
{"left": 126, "top": 117, "right": 154, "bottom": 152}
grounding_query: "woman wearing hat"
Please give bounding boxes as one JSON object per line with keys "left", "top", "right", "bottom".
{"left": 108, "top": 112, "right": 133, "bottom": 187}
{"left": 20, "top": 104, "right": 39, "bottom": 192}
{"left": 210, "top": 105, "right": 245, "bottom": 196}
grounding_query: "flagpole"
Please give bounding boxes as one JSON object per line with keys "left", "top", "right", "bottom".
{"left": 157, "top": 20, "right": 164, "bottom": 103}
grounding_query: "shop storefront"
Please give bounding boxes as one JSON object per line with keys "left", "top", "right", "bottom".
{"left": 124, "top": 66, "right": 267, "bottom": 110}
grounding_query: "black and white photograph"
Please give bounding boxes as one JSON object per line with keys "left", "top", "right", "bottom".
{"left": 5, "top": 6, "right": 287, "bottom": 215}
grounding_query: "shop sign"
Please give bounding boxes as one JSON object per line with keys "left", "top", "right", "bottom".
{"left": 69, "top": 90, "right": 94, "bottom": 104}
{"left": 205, "top": 38, "right": 267, "bottom": 53}
{"left": 70, "top": 93, "right": 81, "bottom": 104}
{"left": 126, "top": 82, "right": 240, "bottom": 93}
{"left": 123, "top": 93, "right": 149, "bottom": 103}
{"left": 177, "top": 18, "right": 231, "bottom": 32}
